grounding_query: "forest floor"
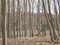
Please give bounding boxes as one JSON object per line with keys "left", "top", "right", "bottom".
{"left": 0, "top": 37, "right": 60, "bottom": 45}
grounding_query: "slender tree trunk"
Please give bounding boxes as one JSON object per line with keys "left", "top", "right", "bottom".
{"left": 43, "top": 20, "right": 46, "bottom": 36}
{"left": 12, "top": 0, "right": 15, "bottom": 38}
{"left": 53, "top": 0, "right": 59, "bottom": 38}
{"left": 37, "top": 0, "right": 40, "bottom": 36}
{"left": 16, "top": 9, "right": 19, "bottom": 37}
{"left": 1, "top": 0, "right": 7, "bottom": 45}
{"left": 47, "top": 0, "right": 57, "bottom": 40}
{"left": 16, "top": 0, "right": 21, "bottom": 38}
{"left": 31, "top": 0, "right": 34, "bottom": 37}
{"left": 42, "top": 0, "right": 54, "bottom": 41}
{"left": 16, "top": 0, "right": 19, "bottom": 38}
{"left": 7, "top": 0, "right": 10, "bottom": 38}
{"left": 23, "top": 0, "right": 26, "bottom": 37}
{"left": 28, "top": 0, "right": 32, "bottom": 37}
{"left": 57, "top": 0, "right": 60, "bottom": 37}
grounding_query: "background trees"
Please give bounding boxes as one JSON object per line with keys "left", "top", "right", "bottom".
{"left": 0, "top": 0, "right": 60, "bottom": 44}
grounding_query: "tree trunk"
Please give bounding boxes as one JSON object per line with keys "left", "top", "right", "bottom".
{"left": 53, "top": 0, "right": 59, "bottom": 38}
{"left": 23, "top": 0, "right": 26, "bottom": 37}
{"left": 42, "top": 0, "right": 54, "bottom": 41}
{"left": 1, "top": 0, "right": 7, "bottom": 45}
{"left": 7, "top": 0, "right": 10, "bottom": 38}
{"left": 28, "top": 0, "right": 32, "bottom": 37}
{"left": 12, "top": 0, "right": 15, "bottom": 38}
{"left": 16, "top": 0, "right": 21, "bottom": 38}
{"left": 37, "top": 0, "right": 40, "bottom": 36}
{"left": 57, "top": 0, "right": 60, "bottom": 37}
{"left": 31, "top": 0, "right": 34, "bottom": 37}
{"left": 47, "top": 0, "right": 57, "bottom": 40}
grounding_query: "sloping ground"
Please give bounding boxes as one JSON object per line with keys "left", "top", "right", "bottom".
{"left": 0, "top": 37, "right": 60, "bottom": 45}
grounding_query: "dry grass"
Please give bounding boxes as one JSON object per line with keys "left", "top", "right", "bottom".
{"left": 0, "top": 37, "right": 60, "bottom": 45}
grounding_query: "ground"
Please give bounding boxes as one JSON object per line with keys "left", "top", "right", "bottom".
{"left": 0, "top": 37, "right": 60, "bottom": 45}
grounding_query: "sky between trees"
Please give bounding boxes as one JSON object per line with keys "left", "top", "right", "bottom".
{"left": 4, "top": 0, "right": 59, "bottom": 14}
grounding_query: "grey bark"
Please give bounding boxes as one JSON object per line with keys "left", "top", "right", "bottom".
{"left": 42, "top": 0, "right": 54, "bottom": 41}
{"left": 16, "top": 0, "right": 21, "bottom": 38}
{"left": 37, "top": 0, "right": 40, "bottom": 36}
{"left": 7, "top": 0, "right": 10, "bottom": 38}
{"left": 53, "top": 0, "right": 59, "bottom": 37}
{"left": 12, "top": 0, "right": 15, "bottom": 38}
{"left": 28, "top": 0, "right": 33, "bottom": 37}
{"left": 1, "top": 0, "right": 7, "bottom": 45}
{"left": 47, "top": 0, "right": 57, "bottom": 40}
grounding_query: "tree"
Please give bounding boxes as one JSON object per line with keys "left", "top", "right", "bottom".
{"left": 28, "top": 0, "right": 33, "bottom": 37}
{"left": 31, "top": 0, "right": 34, "bottom": 37}
{"left": 58, "top": 0, "right": 60, "bottom": 15}
{"left": 12, "top": 0, "right": 15, "bottom": 38}
{"left": 23, "top": 0, "right": 27, "bottom": 37}
{"left": 53, "top": 0, "right": 59, "bottom": 37}
{"left": 47, "top": 0, "right": 57, "bottom": 40}
{"left": 57, "top": 0, "right": 60, "bottom": 37}
{"left": 16, "top": 0, "right": 21, "bottom": 38}
{"left": 1, "top": 0, "right": 7, "bottom": 45}
{"left": 7, "top": 0, "right": 10, "bottom": 38}
{"left": 37, "top": 0, "right": 40, "bottom": 36}
{"left": 42, "top": 0, "right": 54, "bottom": 41}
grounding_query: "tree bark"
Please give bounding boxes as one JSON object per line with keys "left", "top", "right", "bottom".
{"left": 57, "top": 0, "right": 60, "bottom": 37}
{"left": 42, "top": 0, "right": 54, "bottom": 41}
{"left": 28, "top": 0, "right": 33, "bottom": 37}
{"left": 53, "top": 0, "right": 59, "bottom": 38}
{"left": 47, "top": 0, "right": 57, "bottom": 40}
{"left": 7, "top": 0, "right": 10, "bottom": 38}
{"left": 1, "top": 0, "right": 7, "bottom": 45}
{"left": 12, "top": 0, "right": 15, "bottom": 38}
{"left": 16, "top": 0, "right": 21, "bottom": 38}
